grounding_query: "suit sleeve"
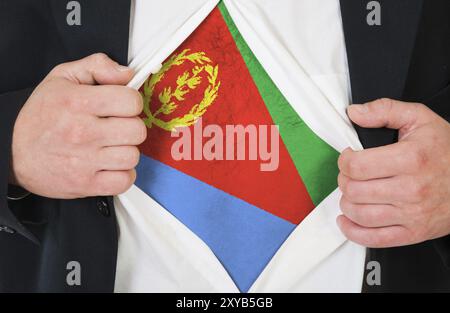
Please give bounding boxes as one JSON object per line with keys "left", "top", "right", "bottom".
{"left": 0, "top": 88, "right": 38, "bottom": 242}
{"left": 434, "top": 236, "right": 450, "bottom": 268}
{"left": 433, "top": 113, "right": 450, "bottom": 268}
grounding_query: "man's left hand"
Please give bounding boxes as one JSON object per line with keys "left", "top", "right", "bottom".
{"left": 337, "top": 98, "right": 450, "bottom": 248}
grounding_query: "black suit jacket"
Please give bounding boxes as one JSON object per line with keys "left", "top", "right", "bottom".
{"left": 0, "top": 0, "right": 449, "bottom": 292}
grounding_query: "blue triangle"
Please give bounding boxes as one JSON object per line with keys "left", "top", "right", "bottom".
{"left": 135, "top": 155, "right": 296, "bottom": 292}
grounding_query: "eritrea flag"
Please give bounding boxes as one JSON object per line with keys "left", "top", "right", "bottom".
{"left": 136, "top": 2, "right": 339, "bottom": 292}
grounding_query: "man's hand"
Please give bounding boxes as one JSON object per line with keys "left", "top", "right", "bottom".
{"left": 10, "top": 53, "right": 147, "bottom": 199}
{"left": 337, "top": 98, "right": 450, "bottom": 248}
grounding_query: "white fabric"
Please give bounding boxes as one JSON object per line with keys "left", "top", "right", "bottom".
{"left": 115, "top": 0, "right": 366, "bottom": 293}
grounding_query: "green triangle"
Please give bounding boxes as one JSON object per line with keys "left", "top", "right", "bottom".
{"left": 219, "top": 2, "right": 339, "bottom": 206}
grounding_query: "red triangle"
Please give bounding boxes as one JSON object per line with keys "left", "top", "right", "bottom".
{"left": 139, "top": 8, "right": 314, "bottom": 224}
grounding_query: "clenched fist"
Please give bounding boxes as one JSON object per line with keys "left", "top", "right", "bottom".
{"left": 337, "top": 98, "right": 450, "bottom": 248}
{"left": 10, "top": 53, "right": 147, "bottom": 199}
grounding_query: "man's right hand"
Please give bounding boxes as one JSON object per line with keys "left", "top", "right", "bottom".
{"left": 10, "top": 53, "right": 147, "bottom": 199}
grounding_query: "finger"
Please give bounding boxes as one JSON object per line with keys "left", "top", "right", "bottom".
{"left": 339, "top": 196, "right": 403, "bottom": 228}
{"left": 337, "top": 215, "right": 412, "bottom": 248}
{"left": 98, "top": 117, "right": 147, "bottom": 147}
{"left": 338, "top": 141, "right": 414, "bottom": 180}
{"left": 347, "top": 98, "right": 432, "bottom": 131}
{"left": 97, "top": 146, "right": 140, "bottom": 171}
{"left": 338, "top": 173, "right": 409, "bottom": 204}
{"left": 80, "top": 85, "right": 143, "bottom": 117}
{"left": 91, "top": 169, "right": 136, "bottom": 196}
{"left": 48, "top": 53, "right": 134, "bottom": 86}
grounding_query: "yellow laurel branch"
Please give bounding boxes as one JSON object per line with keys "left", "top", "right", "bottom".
{"left": 141, "top": 49, "right": 221, "bottom": 131}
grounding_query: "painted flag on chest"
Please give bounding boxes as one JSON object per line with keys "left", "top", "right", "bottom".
{"left": 135, "top": 2, "right": 339, "bottom": 292}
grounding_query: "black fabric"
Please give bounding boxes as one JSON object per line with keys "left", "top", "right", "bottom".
{"left": 340, "top": 0, "right": 423, "bottom": 149}
{"left": 0, "top": 88, "right": 36, "bottom": 243}
{"left": 0, "top": 0, "right": 448, "bottom": 292}
{"left": 0, "top": 0, "right": 130, "bottom": 292}
{"left": 340, "top": 0, "right": 450, "bottom": 292}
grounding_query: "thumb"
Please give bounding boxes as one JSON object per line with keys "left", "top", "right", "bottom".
{"left": 347, "top": 98, "right": 431, "bottom": 131}
{"left": 47, "top": 53, "right": 134, "bottom": 86}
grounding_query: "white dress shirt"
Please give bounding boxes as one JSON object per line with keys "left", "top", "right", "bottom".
{"left": 115, "top": 0, "right": 365, "bottom": 293}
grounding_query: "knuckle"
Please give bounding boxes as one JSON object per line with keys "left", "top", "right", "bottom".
{"left": 50, "top": 63, "right": 68, "bottom": 76}
{"left": 337, "top": 151, "right": 347, "bottom": 171}
{"left": 411, "top": 102, "right": 429, "bottom": 116}
{"left": 128, "top": 169, "right": 137, "bottom": 186}
{"left": 413, "top": 102, "right": 426, "bottom": 111}
{"left": 129, "top": 89, "right": 144, "bottom": 115}
{"left": 130, "top": 147, "right": 141, "bottom": 167}
{"left": 338, "top": 149, "right": 351, "bottom": 170}
{"left": 134, "top": 118, "right": 148, "bottom": 143}
{"left": 98, "top": 171, "right": 135, "bottom": 195}
{"left": 90, "top": 52, "right": 110, "bottom": 65}
{"left": 339, "top": 199, "right": 353, "bottom": 217}
{"left": 343, "top": 180, "right": 358, "bottom": 199}
{"left": 377, "top": 98, "right": 395, "bottom": 110}
{"left": 117, "top": 171, "right": 136, "bottom": 193}
{"left": 355, "top": 213, "right": 369, "bottom": 226}
{"left": 337, "top": 173, "right": 347, "bottom": 191}
{"left": 339, "top": 196, "right": 350, "bottom": 211}
{"left": 345, "top": 207, "right": 365, "bottom": 224}
{"left": 347, "top": 158, "right": 363, "bottom": 178}
{"left": 347, "top": 206, "right": 377, "bottom": 227}
{"left": 123, "top": 147, "right": 140, "bottom": 168}
{"left": 339, "top": 151, "right": 363, "bottom": 178}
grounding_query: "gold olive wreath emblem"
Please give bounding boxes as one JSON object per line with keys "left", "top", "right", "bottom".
{"left": 141, "top": 49, "right": 221, "bottom": 132}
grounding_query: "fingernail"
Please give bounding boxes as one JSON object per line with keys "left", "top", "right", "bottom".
{"left": 116, "top": 64, "right": 130, "bottom": 72}
{"left": 349, "top": 104, "right": 368, "bottom": 114}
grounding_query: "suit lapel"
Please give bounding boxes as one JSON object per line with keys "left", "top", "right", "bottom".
{"left": 339, "top": 0, "right": 423, "bottom": 148}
